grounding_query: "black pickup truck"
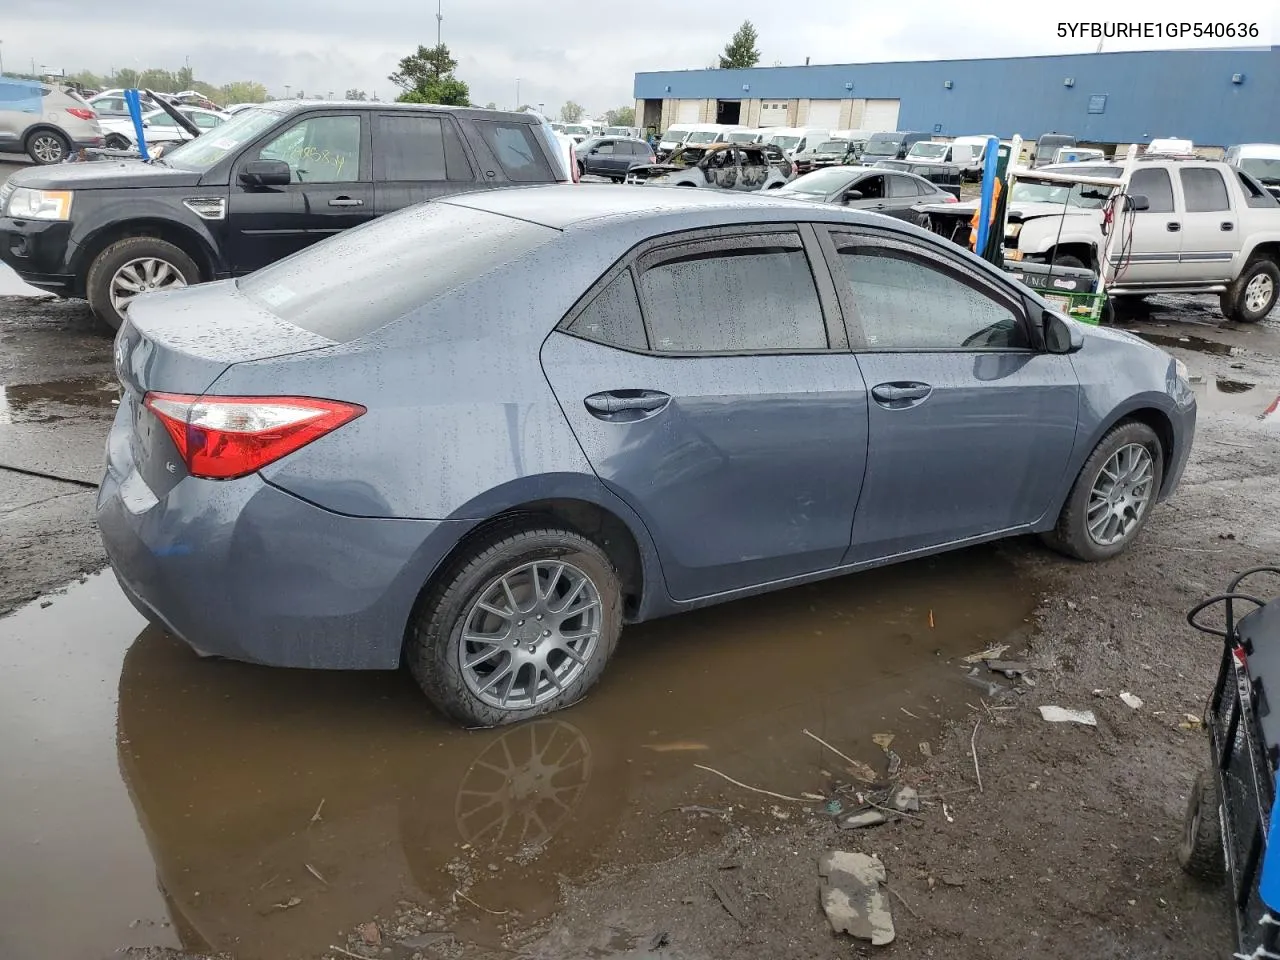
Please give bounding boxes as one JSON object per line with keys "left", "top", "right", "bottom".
{"left": 0, "top": 101, "right": 569, "bottom": 329}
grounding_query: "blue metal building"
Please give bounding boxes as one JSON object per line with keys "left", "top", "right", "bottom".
{"left": 633, "top": 46, "right": 1280, "bottom": 147}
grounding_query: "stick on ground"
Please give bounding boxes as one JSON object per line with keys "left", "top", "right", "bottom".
{"left": 694, "top": 763, "right": 809, "bottom": 803}
{"left": 971, "top": 719, "right": 983, "bottom": 793}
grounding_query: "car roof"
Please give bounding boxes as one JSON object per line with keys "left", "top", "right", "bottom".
{"left": 440, "top": 183, "right": 869, "bottom": 231}
{"left": 253, "top": 100, "right": 537, "bottom": 122}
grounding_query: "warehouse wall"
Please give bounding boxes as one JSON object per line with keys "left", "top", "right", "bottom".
{"left": 634, "top": 47, "right": 1280, "bottom": 146}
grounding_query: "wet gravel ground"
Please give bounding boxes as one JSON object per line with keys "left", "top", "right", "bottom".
{"left": 2, "top": 153, "right": 1280, "bottom": 959}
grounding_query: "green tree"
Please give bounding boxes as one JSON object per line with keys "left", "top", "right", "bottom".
{"left": 112, "top": 68, "right": 139, "bottom": 89}
{"left": 605, "top": 105, "right": 636, "bottom": 127}
{"left": 69, "top": 70, "right": 103, "bottom": 90}
{"left": 389, "top": 43, "right": 470, "bottom": 106}
{"left": 719, "top": 20, "right": 761, "bottom": 69}
{"left": 219, "top": 80, "right": 268, "bottom": 104}
{"left": 138, "top": 68, "right": 178, "bottom": 92}
{"left": 559, "top": 101, "right": 584, "bottom": 123}
{"left": 176, "top": 65, "right": 195, "bottom": 90}
{"left": 344, "top": 88, "right": 368, "bottom": 100}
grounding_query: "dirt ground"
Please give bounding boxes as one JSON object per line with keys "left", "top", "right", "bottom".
{"left": 2, "top": 204, "right": 1279, "bottom": 958}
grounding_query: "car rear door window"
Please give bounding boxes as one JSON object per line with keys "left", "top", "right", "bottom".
{"left": 375, "top": 114, "right": 446, "bottom": 181}
{"left": 567, "top": 271, "right": 648, "bottom": 351}
{"left": 473, "top": 120, "right": 554, "bottom": 182}
{"left": 888, "top": 174, "right": 920, "bottom": 198}
{"left": 1180, "top": 168, "right": 1230, "bottom": 212}
{"left": 832, "top": 238, "right": 1025, "bottom": 350}
{"left": 594, "top": 140, "right": 616, "bottom": 155}
{"left": 637, "top": 233, "right": 828, "bottom": 353}
{"left": 256, "top": 114, "right": 363, "bottom": 183}
{"left": 1130, "top": 167, "right": 1174, "bottom": 213}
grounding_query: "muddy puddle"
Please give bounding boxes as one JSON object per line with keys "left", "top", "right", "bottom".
{"left": 0, "top": 376, "right": 120, "bottom": 424}
{"left": 0, "top": 551, "right": 1040, "bottom": 960}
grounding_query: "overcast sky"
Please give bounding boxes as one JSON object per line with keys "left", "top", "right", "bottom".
{"left": 4, "top": 0, "right": 1276, "bottom": 115}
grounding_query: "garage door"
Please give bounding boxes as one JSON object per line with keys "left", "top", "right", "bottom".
{"left": 759, "top": 101, "right": 788, "bottom": 127}
{"left": 676, "top": 100, "right": 700, "bottom": 124}
{"left": 806, "top": 100, "right": 842, "bottom": 129}
{"left": 863, "top": 99, "right": 901, "bottom": 131}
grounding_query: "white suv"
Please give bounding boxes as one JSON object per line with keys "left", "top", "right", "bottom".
{"left": 0, "top": 77, "right": 104, "bottom": 164}
{"left": 1006, "top": 159, "right": 1280, "bottom": 322}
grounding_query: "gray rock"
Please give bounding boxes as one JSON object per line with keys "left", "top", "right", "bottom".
{"left": 839, "top": 809, "right": 888, "bottom": 829}
{"left": 818, "top": 850, "right": 895, "bottom": 945}
{"left": 891, "top": 786, "right": 920, "bottom": 812}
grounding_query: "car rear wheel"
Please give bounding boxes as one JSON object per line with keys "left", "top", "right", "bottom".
{"left": 1221, "top": 257, "right": 1280, "bottom": 323}
{"left": 1178, "top": 767, "right": 1225, "bottom": 882}
{"left": 86, "top": 236, "right": 201, "bottom": 332}
{"left": 26, "top": 129, "right": 70, "bottom": 165}
{"left": 1042, "top": 420, "right": 1164, "bottom": 562}
{"left": 407, "top": 522, "right": 623, "bottom": 726}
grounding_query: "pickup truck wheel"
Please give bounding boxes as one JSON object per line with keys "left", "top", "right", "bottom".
{"left": 1221, "top": 258, "right": 1279, "bottom": 323}
{"left": 1042, "top": 420, "right": 1163, "bottom": 562}
{"left": 1048, "top": 254, "right": 1086, "bottom": 270}
{"left": 86, "top": 237, "right": 201, "bottom": 332}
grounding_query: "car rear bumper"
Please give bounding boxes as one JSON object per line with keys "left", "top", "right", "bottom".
{"left": 0, "top": 218, "right": 76, "bottom": 292}
{"left": 96, "top": 435, "right": 476, "bottom": 670}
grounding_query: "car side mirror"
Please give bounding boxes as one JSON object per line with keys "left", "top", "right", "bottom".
{"left": 239, "top": 159, "right": 292, "bottom": 187}
{"left": 843, "top": 188, "right": 864, "bottom": 202}
{"left": 589, "top": 148, "right": 598, "bottom": 154}
{"left": 1043, "top": 310, "right": 1084, "bottom": 354}
{"left": 1126, "top": 194, "right": 1150, "bottom": 211}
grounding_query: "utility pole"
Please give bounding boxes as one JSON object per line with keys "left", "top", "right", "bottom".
{"left": 0, "top": 41, "right": 5, "bottom": 76}
{"left": 436, "top": 0, "right": 443, "bottom": 47}
{"left": 515, "top": 78, "right": 520, "bottom": 110}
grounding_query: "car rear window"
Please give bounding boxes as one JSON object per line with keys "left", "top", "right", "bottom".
{"left": 237, "top": 203, "right": 556, "bottom": 341}
{"left": 473, "top": 120, "right": 555, "bottom": 182}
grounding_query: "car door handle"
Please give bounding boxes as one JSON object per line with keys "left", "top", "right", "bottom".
{"left": 871, "top": 382, "right": 932, "bottom": 405}
{"left": 328, "top": 197, "right": 364, "bottom": 207}
{"left": 584, "top": 390, "right": 670, "bottom": 418}
{"left": 1166, "top": 221, "right": 1181, "bottom": 232}
{"left": 1221, "top": 221, "right": 1235, "bottom": 231}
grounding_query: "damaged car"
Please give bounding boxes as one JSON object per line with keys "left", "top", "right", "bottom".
{"left": 624, "top": 143, "right": 788, "bottom": 190}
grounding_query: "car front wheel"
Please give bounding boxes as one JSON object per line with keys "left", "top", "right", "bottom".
{"left": 407, "top": 522, "right": 623, "bottom": 726}
{"left": 86, "top": 236, "right": 200, "bottom": 332}
{"left": 1043, "top": 420, "right": 1164, "bottom": 562}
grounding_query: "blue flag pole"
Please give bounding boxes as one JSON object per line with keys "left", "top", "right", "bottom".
{"left": 973, "top": 135, "right": 1000, "bottom": 255}
{"left": 123, "top": 89, "right": 149, "bottom": 161}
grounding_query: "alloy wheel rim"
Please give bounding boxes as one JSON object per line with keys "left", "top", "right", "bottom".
{"left": 460, "top": 560, "right": 601, "bottom": 710}
{"left": 1244, "top": 274, "right": 1274, "bottom": 315}
{"left": 108, "top": 257, "right": 188, "bottom": 315}
{"left": 33, "top": 135, "right": 64, "bottom": 163}
{"left": 1086, "top": 442, "right": 1155, "bottom": 546}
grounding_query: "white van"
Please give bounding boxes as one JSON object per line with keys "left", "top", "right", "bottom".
{"left": 658, "top": 123, "right": 728, "bottom": 156}
{"left": 769, "top": 127, "right": 832, "bottom": 160}
{"left": 724, "top": 127, "right": 767, "bottom": 144}
{"left": 950, "top": 134, "right": 999, "bottom": 178}
{"left": 1226, "top": 143, "right": 1280, "bottom": 199}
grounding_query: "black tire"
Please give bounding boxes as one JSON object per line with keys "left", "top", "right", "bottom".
{"left": 1178, "top": 767, "right": 1225, "bottom": 883}
{"left": 104, "top": 133, "right": 131, "bottom": 151}
{"left": 1042, "top": 420, "right": 1164, "bottom": 562}
{"left": 1220, "top": 257, "right": 1280, "bottom": 323}
{"left": 676, "top": 181, "right": 698, "bottom": 188}
{"left": 406, "top": 521, "right": 623, "bottom": 727}
{"left": 610, "top": 176, "right": 623, "bottom": 183}
{"left": 25, "top": 128, "right": 70, "bottom": 165}
{"left": 85, "top": 236, "right": 201, "bottom": 332}
{"left": 576, "top": 160, "right": 585, "bottom": 177}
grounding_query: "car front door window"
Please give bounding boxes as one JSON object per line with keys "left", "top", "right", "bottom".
{"left": 256, "top": 115, "right": 362, "bottom": 183}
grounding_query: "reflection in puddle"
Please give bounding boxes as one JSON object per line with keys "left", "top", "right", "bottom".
{"left": 1186, "top": 374, "right": 1280, "bottom": 419}
{"left": 0, "top": 376, "right": 120, "bottom": 424}
{"left": 1215, "top": 377, "right": 1256, "bottom": 395}
{"left": 1135, "top": 330, "right": 1242, "bottom": 357}
{"left": 4, "top": 550, "right": 1041, "bottom": 960}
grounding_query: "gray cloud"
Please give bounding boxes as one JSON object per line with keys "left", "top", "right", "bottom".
{"left": 4, "top": 0, "right": 1272, "bottom": 117}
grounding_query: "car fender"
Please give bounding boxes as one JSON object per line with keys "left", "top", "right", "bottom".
{"left": 1018, "top": 214, "right": 1103, "bottom": 257}
{"left": 1238, "top": 229, "right": 1280, "bottom": 265}
{"left": 442, "top": 472, "right": 673, "bottom": 620}
{"left": 68, "top": 197, "right": 225, "bottom": 280}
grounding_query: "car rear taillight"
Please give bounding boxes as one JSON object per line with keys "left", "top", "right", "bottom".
{"left": 66, "top": 107, "right": 96, "bottom": 121}
{"left": 943, "top": 194, "right": 958, "bottom": 203}
{"left": 143, "top": 392, "right": 365, "bottom": 480}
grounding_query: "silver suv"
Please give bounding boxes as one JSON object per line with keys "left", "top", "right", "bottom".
{"left": 0, "top": 77, "right": 104, "bottom": 164}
